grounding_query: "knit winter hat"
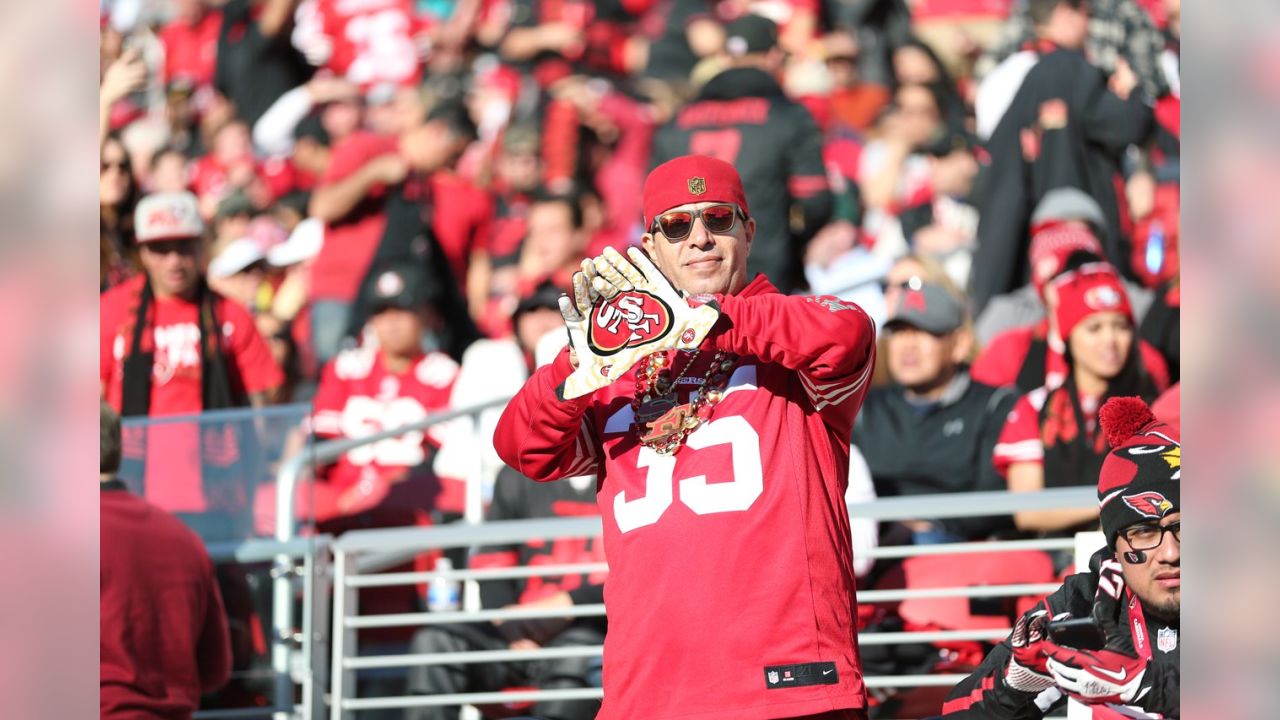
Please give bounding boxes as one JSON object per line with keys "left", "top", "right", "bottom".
{"left": 1097, "top": 397, "right": 1181, "bottom": 549}
{"left": 1052, "top": 267, "right": 1133, "bottom": 342}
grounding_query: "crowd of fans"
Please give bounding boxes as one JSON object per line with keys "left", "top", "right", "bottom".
{"left": 99, "top": 0, "right": 1181, "bottom": 714}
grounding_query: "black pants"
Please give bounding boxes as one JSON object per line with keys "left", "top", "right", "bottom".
{"left": 405, "top": 622, "right": 603, "bottom": 720}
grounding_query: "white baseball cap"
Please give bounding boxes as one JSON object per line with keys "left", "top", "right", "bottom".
{"left": 267, "top": 218, "right": 324, "bottom": 267}
{"left": 208, "top": 238, "right": 266, "bottom": 279}
{"left": 135, "top": 191, "right": 204, "bottom": 243}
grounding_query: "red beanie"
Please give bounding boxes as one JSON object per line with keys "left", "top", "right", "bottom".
{"left": 1052, "top": 267, "right": 1133, "bottom": 342}
{"left": 1097, "top": 396, "right": 1181, "bottom": 548}
{"left": 643, "top": 155, "right": 749, "bottom": 230}
{"left": 1028, "top": 224, "right": 1104, "bottom": 298}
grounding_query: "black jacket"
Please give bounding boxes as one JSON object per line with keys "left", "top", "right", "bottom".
{"left": 470, "top": 466, "right": 606, "bottom": 639}
{"left": 650, "top": 67, "right": 833, "bottom": 294}
{"left": 852, "top": 372, "right": 1017, "bottom": 540}
{"left": 943, "top": 548, "right": 1180, "bottom": 718}
{"left": 970, "top": 48, "right": 1154, "bottom": 313}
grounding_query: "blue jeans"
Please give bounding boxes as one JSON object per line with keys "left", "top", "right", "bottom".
{"left": 310, "top": 300, "right": 353, "bottom": 369}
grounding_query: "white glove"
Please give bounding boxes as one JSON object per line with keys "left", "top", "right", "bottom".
{"left": 556, "top": 247, "right": 720, "bottom": 400}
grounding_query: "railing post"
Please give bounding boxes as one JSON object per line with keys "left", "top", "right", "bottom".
{"left": 330, "top": 549, "right": 358, "bottom": 720}
{"left": 301, "top": 542, "right": 331, "bottom": 720}
{"left": 273, "top": 451, "right": 308, "bottom": 720}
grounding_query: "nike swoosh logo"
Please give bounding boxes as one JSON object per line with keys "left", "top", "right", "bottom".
{"left": 1091, "top": 666, "right": 1127, "bottom": 681}
{"left": 822, "top": 669, "right": 835, "bottom": 676}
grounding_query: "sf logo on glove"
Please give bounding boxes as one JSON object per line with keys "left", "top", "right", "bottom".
{"left": 588, "top": 292, "right": 673, "bottom": 356}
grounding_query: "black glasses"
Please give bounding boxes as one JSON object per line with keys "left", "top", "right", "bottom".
{"left": 1120, "top": 521, "right": 1180, "bottom": 551}
{"left": 101, "top": 159, "right": 130, "bottom": 173}
{"left": 653, "top": 203, "right": 743, "bottom": 241}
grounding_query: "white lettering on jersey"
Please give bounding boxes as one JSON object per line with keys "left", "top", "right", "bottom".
{"left": 342, "top": 396, "right": 429, "bottom": 466}
{"left": 614, "top": 416, "right": 764, "bottom": 533}
{"left": 114, "top": 321, "right": 236, "bottom": 384}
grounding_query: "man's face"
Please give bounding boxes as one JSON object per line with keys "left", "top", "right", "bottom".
{"left": 370, "top": 306, "right": 426, "bottom": 357}
{"left": 641, "top": 201, "right": 754, "bottom": 296}
{"left": 1116, "top": 511, "right": 1180, "bottom": 618}
{"left": 514, "top": 307, "right": 563, "bottom": 357}
{"left": 524, "top": 201, "right": 582, "bottom": 274}
{"left": 1053, "top": 2, "right": 1092, "bottom": 50}
{"left": 886, "top": 325, "right": 963, "bottom": 390}
{"left": 138, "top": 238, "right": 202, "bottom": 298}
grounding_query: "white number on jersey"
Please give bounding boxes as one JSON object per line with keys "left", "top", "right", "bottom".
{"left": 613, "top": 416, "right": 764, "bottom": 533}
{"left": 342, "top": 396, "right": 429, "bottom": 466}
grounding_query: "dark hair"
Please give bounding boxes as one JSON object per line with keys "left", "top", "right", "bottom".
{"left": 530, "top": 190, "right": 585, "bottom": 230}
{"left": 1030, "top": 0, "right": 1087, "bottom": 27}
{"left": 101, "top": 401, "right": 122, "bottom": 474}
{"left": 294, "top": 113, "right": 331, "bottom": 146}
{"left": 428, "top": 102, "right": 479, "bottom": 144}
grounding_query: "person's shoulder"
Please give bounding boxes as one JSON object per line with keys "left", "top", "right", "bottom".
{"left": 100, "top": 275, "right": 146, "bottom": 315}
{"left": 103, "top": 491, "right": 211, "bottom": 563}
{"left": 213, "top": 291, "right": 258, "bottom": 324}
{"left": 413, "top": 351, "right": 460, "bottom": 389}
{"left": 329, "top": 345, "right": 379, "bottom": 381}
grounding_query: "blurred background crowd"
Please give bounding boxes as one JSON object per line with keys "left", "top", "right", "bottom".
{"left": 97, "top": 0, "right": 1183, "bottom": 714}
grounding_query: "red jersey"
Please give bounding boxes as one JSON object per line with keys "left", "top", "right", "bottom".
{"left": 310, "top": 131, "right": 397, "bottom": 302}
{"left": 100, "top": 276, "right": 283, "bottom": 511}
{"left": 311, "top": 347, "right": 466, "bottom": 515}
{"left": 991, "top": 386, "right": 1101, "bottom": 476}
{"left": 158, "top": 10, "right": 223, "bottom": 87}
{"left": 293, "top": 0, "right": 425, "bottom": 87}
{"left": 494, "top": 276, "right": 876, "bottom": 719}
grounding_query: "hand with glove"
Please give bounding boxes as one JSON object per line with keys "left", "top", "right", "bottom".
{"left": 1042, "top": 557, "right": 1152, "bottom": 705}
{"left": 1042, "top": 643, "right": 1152, "bottom": 705}
{"left": 556, "top": 246, "right": 721, "bottom": 399}
{"left": 1004, "top": 608, "right": 1056, "bottom": 694}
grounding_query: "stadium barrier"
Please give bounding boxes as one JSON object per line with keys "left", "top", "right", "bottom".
{"left": 327, "top": 487, "right": 1097, "bottom": 719}
{"left": 123, "top": 401, "right": 1104, "bottom": 719}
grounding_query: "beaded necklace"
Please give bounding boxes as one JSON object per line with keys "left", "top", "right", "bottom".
{"left": 632, "top": 349, "right": 737, "bottom": 454}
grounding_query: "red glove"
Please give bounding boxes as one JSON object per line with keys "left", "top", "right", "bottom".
{"left": 1043, "top": 643, "right": 1152, "bottom": 705}
{"left": 1004, "top": 608, "right": 1055, "bottom": 693}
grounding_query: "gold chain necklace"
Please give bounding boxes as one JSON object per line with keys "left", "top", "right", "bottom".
{"left": 632, "top": 350, "right": 737, "bottom": 455}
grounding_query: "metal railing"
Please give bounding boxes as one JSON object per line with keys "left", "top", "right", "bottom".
{"left": 328, "top": 486, "right": 1096, "bottom": 719}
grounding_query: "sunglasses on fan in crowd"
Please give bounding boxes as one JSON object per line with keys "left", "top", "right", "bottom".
{"left": 653, "top": 203, "right": 745, "bottom": 241}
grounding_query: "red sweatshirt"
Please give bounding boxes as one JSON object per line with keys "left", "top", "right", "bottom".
{"left": 101, "top": 483, "right": 232, "bottom": 719}
{"left": 494, "top": 276, "right": 876, "bottom": 720}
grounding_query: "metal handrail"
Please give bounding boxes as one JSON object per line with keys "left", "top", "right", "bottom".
{"left": 344, "top": 537, "right": 1076, "bottom": 588}
{"left": 270, "top": 396, "right": 510, "bottom": 720}
{"left": 329, "top": 488, "right": 1098, "bottom": 718}
{"left": 330, "top": 487, "right": 1095, "bottom": 559}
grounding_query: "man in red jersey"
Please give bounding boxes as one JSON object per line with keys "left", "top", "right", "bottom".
{"left": 100, "top": 191, "right": 283, "bottom": 514}
{"left": 310, "top": 262, "right": 466, "bottom": 520}
{"left": 494, "top": 155, "right": 876, "bottom": 719}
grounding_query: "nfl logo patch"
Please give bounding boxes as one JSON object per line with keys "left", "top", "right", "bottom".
{"left": 767, "top": 671, "right": 779, "bottom": 684}
{"left": 1157, "top": 627, "right": 1177, "bottom": 653}
{"left": 687, "top": 176, "right": 707, "bottom": 195}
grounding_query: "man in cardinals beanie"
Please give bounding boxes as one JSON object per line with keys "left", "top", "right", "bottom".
{"left": 495, "top": 155, "right": 876, "bottom": 719}
{"left": 943, "top": 396, "right": 1179, "bottom": 718}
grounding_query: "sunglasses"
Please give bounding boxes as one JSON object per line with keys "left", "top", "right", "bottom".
{"left": 652, "top": 203, "right": 744, "bottom": 241}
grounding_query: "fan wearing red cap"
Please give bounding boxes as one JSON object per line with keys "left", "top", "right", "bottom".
{"left": 993, "top": 268, "right": 1161, "bottom": 533}
{"left": 943, "top": 395, "right": 1179, "bottom": 718}
{"left": 495, "top": 154, "right": 878, "bottom": 719}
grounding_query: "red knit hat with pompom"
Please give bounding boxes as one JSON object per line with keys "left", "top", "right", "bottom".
{"left": 1097, "top": 397, "right": 1181, "bottom": 548}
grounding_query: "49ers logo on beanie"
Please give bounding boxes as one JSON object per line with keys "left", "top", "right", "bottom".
{"left": 1097, "top": 397, "right": 1181, "bottom": 548}
{"left": 587, "top": 291, "right": 673, "bottom": 356}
